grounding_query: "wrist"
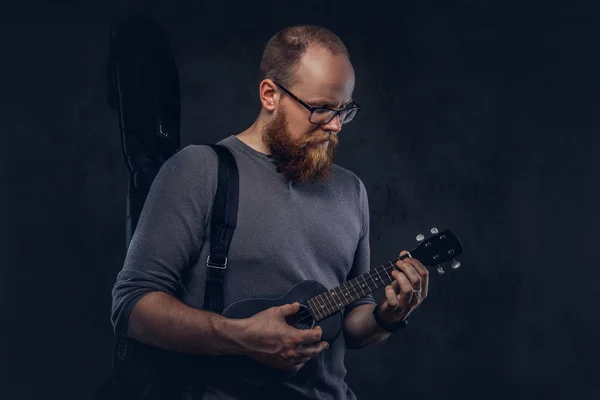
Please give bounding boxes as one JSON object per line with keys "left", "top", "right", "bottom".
{"left": 211, "top": 315, "right": 250, "bottom": 356}
{"left": 372, "top": 302, "right": 409, "bottom": 333}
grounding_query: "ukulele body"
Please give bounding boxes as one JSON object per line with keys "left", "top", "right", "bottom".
{"left": 221, "top": 279, "right": 343, "bottom": 343}
{"left": 194, "top": 280, "right": 344, "bottom": 383}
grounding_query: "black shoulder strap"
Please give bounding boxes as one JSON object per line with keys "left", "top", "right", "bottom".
{"left": 202, "top": 144, "right": 239, "bottom": 314}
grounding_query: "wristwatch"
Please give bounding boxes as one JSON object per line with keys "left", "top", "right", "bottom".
{"left": 373, "top": 302, "right": 408, "bottom": 333}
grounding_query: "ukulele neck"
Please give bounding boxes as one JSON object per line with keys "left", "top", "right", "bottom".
{"left": 306, "top": 256, "right": 405, "bottom": 322}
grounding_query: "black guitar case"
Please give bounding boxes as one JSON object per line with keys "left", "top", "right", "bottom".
{"left": 94, "top": 15, "right": 238, "bottom": 400}
{"left": 105, "top": 14, "right": 181, "bottom": 249}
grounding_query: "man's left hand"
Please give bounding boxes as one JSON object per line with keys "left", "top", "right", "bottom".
{"left": 377, "top": 250, "right": 429, "bottom": 324}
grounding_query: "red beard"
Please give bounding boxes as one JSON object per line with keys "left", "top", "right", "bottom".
{"left": 262, "top": 109, "right": 339, "bottom": 185}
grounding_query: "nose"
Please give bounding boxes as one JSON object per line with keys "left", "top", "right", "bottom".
{"left": 322, "top": 114, "right": 342, "bottom": 134}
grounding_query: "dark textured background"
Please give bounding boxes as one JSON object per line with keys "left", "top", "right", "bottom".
{"left": 2, "top": 0, "right": 599, "bottom": 399}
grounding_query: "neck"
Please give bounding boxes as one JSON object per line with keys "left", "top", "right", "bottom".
{"left": 306, "top": 254, "right": 410, "bottom": 322}
{"left": 236, "top": 117, "right": 271, "bottom": 155}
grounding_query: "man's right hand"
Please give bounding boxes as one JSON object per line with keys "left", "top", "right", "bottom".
{"left": 238, "top": 302, "right": 329, "bottom": 372}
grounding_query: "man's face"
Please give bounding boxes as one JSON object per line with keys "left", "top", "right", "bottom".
{"left": 262, "top": 46, "right": 355, "bottom": 185}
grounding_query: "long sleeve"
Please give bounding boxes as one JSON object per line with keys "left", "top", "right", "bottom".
{"left": 110, "top": 145, "right": 219, "bottom": 337}
{"left": 344, "top": 178, "right": 376, "bottom": 314}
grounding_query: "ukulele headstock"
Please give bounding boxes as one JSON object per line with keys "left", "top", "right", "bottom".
{"left": 408, "top": 227, "right": 464, "bottom": 274}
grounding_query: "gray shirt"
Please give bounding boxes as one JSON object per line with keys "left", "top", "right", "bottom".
{"left": 111, "top": 135, "right": 376, "bottom": 399}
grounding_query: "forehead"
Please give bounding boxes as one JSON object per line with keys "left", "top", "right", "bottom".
{"left": 291, "top": 46, "right": 355, "bottom": 104}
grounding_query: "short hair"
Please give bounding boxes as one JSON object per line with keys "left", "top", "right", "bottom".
{"left": 259, "top": 25, "right": 350, "bottom": 89}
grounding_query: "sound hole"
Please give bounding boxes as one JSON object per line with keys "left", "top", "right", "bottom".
{"left": 285, "top": 304, "right": 315, "bottom": 330}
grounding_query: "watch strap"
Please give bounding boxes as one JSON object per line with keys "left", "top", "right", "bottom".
{"left": 372, "top": 302, "right": 409, "bottom": 333}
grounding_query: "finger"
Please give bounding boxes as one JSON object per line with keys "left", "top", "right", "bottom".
{"left": 384, "top": 285, "right": 399, "bottom": 309}
{"left": 298, "top": 325, "right": 323, "bottom": 344}
{"left": 295, "top": 341, "right": 329, "bottom": 358}
{"left": 404, "top": 257, "right": 430, "bottom": 298}
{"left": 279, "top": 302, "right": 301, "bottom": 317}
{"left": 390, "top": 278, "right": 400, "bottom": 293}
{"left": 393, "top": 269, "right": 415, "bottom": 306}
{"left": 395, "top": 260, "right": 422, "bottom": 291}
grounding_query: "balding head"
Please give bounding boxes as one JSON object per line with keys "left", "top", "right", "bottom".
{"left": 260, "top": 25, "right": 351, "bottom": 89}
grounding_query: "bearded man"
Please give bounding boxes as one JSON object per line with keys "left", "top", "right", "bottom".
{"left": 111, "top": 24, "right": 429, "bottom": 400}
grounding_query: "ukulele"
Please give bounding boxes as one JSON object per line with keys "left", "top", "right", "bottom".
{"left": 194, "top": 227, "right": 464, "bottom": 382}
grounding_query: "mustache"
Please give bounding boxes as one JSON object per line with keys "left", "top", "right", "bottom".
{"left": 301, "top": 133, "right": 338, "bottom": 145}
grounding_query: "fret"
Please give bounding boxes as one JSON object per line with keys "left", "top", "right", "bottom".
{"left": 306, "top": 298, "right": 315, "bottom": 319}
{"left": 349, "top": 278, "right": 361, "bottom": 301}
{"left": 331, "top": 288, "right": 344, "bottom": 309}
{"left": 322, "top": 292, "right": 336, "bottom": 314}
{"left": 367, "top": 273, "right": 378, "bottom": 291}
{"left": 337, "top": 284, "right": 350, "bottom": 306}
{"left": 317, "top": 293, "right": 331, "bottom": 317}
{"left": 360, "top": 275, "right": 370, "bottom": 294}
{"left": 338, "top": 284, "right": 347, "bottom": 305}
{"left": 341, "top": 286, "right": 350, "bottom": 306}
{"left": 388, "top": 261, "right": 398, "bottom": 278}
{"left": 316, "top": 294, "right": 330, "bottom": 318}
{"left": 375, "top": 270, "right": 385, "bottom": 285}
{"left": 371, "top": 270, "right": 382, "bottom": 288}
{"left": 341, "top": 282, "right": 355, "bottom": 304}
{"left": 355, "top": 277, "right": 366, "bottom": 296}
{"left": 382, "top": 264, "right": 393, "bottom": 282}
{"left": 308, "top": 298, "right": 322, "bottom": 321}
{"left": 317, "top": 297, "right": 326, "bottom": 320}
{"left": 369, "top": 270, "right": 379, "bottom": 289}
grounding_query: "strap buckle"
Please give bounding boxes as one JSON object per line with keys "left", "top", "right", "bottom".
{"left": 207, "top": 255, "right": 228, "bottom": 270}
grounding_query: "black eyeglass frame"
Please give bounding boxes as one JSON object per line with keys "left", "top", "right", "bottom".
{"left": 273, "top": 82, "right": 361, "bottom": 125}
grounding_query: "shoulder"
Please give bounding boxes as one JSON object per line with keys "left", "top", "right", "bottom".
{"left": 151, "top": 144, "right": 221, "bottom": 193}
{"left": 157, "top": 144, "right": 220, "bottom": 178}
{"left": 332, "top": 163, "right": 368, "bottom": 197}
{"left": 165, "top": 144, "right": 219, "bottom": 169}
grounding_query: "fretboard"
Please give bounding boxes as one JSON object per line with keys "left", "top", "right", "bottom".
{"left": 306, "top": 257, "right": 404, "bottom": 322}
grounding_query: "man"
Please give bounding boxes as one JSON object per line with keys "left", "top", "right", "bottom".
{"left": 111, "top": 25, "right": 429, "bottom": 399}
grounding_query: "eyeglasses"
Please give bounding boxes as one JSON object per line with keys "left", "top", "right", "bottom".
{"left": 274, "top": 82, "right": 360, "bottom": 125}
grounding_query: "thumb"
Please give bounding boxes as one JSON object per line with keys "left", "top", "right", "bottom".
{"left": 377, "top": 299, "right": 391, "bottom": 315}
{"left": 279, "top": 302, "right": 301, "bottom": 317}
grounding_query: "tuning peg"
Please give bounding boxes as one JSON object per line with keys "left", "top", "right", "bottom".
{"left": 437, "top": 265, "right": 445, "bottom": 274}
{"left": 451, "top": 259, "right": 461, "bottom": 269}
{"left": 430, "top": 227, "right": 439, "bottom": 235}
{"left": 416, "top": 234, "right": 425, "bottom": 242}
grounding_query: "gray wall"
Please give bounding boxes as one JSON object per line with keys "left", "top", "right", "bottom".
{"left": 2, "top": 0, "right": 599, "bottom": 399}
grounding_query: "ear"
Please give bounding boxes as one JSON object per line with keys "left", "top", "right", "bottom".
{"left": 259, "top": 79, "right": 278, "bottom": 111}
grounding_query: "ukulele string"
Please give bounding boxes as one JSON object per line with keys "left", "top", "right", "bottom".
{"left": 291, "top": 261, "right": 399, "bottom": 326}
